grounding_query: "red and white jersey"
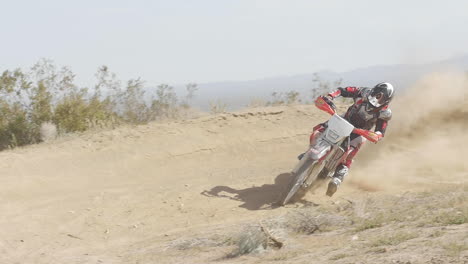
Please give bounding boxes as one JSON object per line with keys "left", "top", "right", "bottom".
{"left": 328, "top": 87, "right": 392, "bottom": 135}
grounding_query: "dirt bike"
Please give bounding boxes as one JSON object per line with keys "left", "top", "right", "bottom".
{"left": 280, "top": 96, "right": 381, "bottom": 205}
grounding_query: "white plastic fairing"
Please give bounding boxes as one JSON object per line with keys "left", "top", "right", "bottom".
{"left": 325, "top": 114, "right": 355, "bottom": 143}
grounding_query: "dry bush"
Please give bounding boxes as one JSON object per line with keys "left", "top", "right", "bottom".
{"left": 443, "top": 242, "right": 468, "bottom": 257}
{"left": 368, "top": 231, "right": 418, "bottom": 247}
{"left": 431, "top": 209, "right": 468, "bottom": 226}
{"left": 0, "top": 101, "right": 40, "bottom": 149}
{"left": 149, "top": 84, "right": 179, "bottom": 120}
{"left": 168, "top": 237, "right": 223, "bottom": 251}
{"left": 226, "top": 225, "right": 268, "bottom": 258}
{"left": 310, "top": 72, "right": 343, "bottom": 99}
{"left": 210, "top": 100, "right": 228, "bottom": 114}
{"left": 160, "top": 189, "right": 467, "bottom": 261}
{"left": 329, "top": 253, "right": 349, "bottom": 261}
{"left": 0, "top": 60, "right": 199, "bottom": 150}
{"left": 287, "top": 210, "right": 351, "bottom": 234}
{"left": 354, "top": 214, "right": 386, "bottom": 232}
{"left": 267, "top": 91, "right": 301, "bottom": 106}
{"left": 224, "top": 209, "right": 351, "bottom": 258}
{"left": 247, "top": 98, "right": 267, "bottom": 108}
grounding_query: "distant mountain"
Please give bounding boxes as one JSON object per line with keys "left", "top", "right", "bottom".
{"left": 178, "top": 55, "right": 468, "bottom": 111}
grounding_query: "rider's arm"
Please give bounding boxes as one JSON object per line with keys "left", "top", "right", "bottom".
{"left": 375, "top": 120, "right": 388, "bottom": 136}
{"left": 374, "top": 108, "right": 392, "bottom": 137}
{"left": 327, "top": 87, "right": 363, "bottom": 99}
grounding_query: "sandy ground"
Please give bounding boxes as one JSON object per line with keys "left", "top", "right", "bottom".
{"left": 0, "top": 72, "right": 467, "bottom": 264}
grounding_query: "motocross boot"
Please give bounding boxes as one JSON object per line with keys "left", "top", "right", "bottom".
{"left": 326, "top": 164, "right": 349, "bottom": 197}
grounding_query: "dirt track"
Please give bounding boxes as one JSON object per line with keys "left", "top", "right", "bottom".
{"left": 0, "top": 73, "right": 467, "bottom": 263}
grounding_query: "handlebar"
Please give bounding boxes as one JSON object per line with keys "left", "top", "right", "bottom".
{"left": 315, "top": 96, "right": 382, "bottom": 143}
{"left": 352, "top": 128, "right": 382, "bottom": 143}
{"left": 314, "top": 96, "right": 336, "bottom": 115}
{"left": 323, "top": 96, "right": 337, "bottom": 110}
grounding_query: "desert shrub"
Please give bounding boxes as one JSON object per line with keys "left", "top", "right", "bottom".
{"left": 0, "top": 101, "right": 40, "bottom": 149}
{"left": 53, "top": 90, "right": 92, "bottom": 133}
{"left": 432, "top": 209, "right": 468, "bottom": 225}
{"left": 267, "top": 91, "right": 301, "bottom": 106}
{"left": 30, "top": 81, "right": 53, "bottom": 126}
{"left": 443, "top": 242, "right": 468, "bottom": 257}
{"left": 85, "top": 95, "right": 119, "bottom": 129}
{"left": 247, "top": 98, "right": 267, "bottom": 108}
{"left": 0, "top": 70, "right": 38, "bottom": 148}
{"left": 354, "top": 215, "right": 385, "bottom": 232}
{"left": 329, "top": 253, "right": 348, "bottom": 261}
{"left": 226, "top": 226, "right": 267, "bottom": 258}
{"left": 286, "top": 210, "right": 320, "bottom": 234}
{"left": 209, "top": 100, "right": 228, "bottom": 114}
{"left": 168, "top": 237, "right": 223, "bottom": 251}
{"left": 150, "top": 84, "right": 179, "bottom": 120}
{"left": 310, "top": 73, "right": 343, "bottom": 99}
{"left": 120, "top": 78, "right": 150, "bottom": 123}
{"left": 180, "top": 83, "right": 198, "bottom": 110}
{"left": 0, "top": 59, "right": 198, "bottom": 150}
{"left": 368, "top": 231, "right": 418, "bottom": 247}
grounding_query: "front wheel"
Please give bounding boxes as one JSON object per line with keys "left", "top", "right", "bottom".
{"left": 280, "top": 157, "right": 317, "bottom": 205}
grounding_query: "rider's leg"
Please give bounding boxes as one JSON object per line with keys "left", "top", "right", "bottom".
{"left": 326, "top": 135, "right": 367, "bottom": 196}
{"left": 298, "top": 124, "right": 326, "bottom": 160}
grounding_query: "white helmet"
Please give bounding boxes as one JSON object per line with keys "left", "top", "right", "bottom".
{"left": 367, "top": 82, "right": 395, "bottom": 109}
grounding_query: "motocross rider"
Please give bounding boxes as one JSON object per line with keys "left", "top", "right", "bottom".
{"left": 306, "top": 82, "right": 394, "bottom": 197}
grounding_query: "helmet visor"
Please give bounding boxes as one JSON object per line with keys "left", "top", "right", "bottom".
{"left": 368, "top": 92, "right": 384, "bottom": 107}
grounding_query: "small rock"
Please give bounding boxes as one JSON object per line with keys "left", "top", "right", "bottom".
{"left": 352, "top": 235, "right": 359, "bottom": 241}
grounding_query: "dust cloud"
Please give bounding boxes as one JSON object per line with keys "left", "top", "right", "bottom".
{"left": 349, "top": 72, "right": 468, "bottom": 192}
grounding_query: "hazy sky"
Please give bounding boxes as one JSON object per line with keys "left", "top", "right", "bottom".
{"left": 1, "top": 0, "right": 467, "bottom": 85}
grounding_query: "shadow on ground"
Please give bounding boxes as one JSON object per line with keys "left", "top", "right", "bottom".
{"left": 201, "top": 173, "right": 296, "bottom": 210}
